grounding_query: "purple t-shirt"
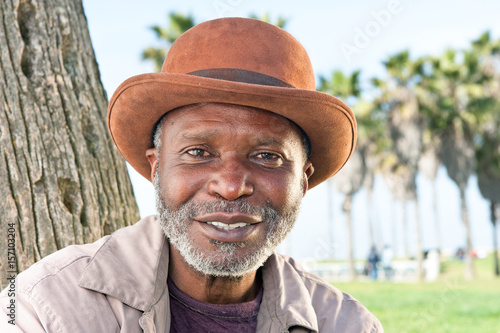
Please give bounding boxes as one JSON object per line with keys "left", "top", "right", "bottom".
{"left": 167, "top": 278, "right": 263, "bottom": 333}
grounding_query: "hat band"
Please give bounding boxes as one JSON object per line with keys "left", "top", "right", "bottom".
{"left": 188, "top": 68, "right": 294, "bottom": 88}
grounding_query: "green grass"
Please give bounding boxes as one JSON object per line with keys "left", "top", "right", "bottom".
{"left": 332, "top": 255, "right": 500, "bottom": 333}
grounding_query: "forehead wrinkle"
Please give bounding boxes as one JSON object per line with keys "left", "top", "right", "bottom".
{"left": 179, "top": 128, "right": 292, "bottom": 149}
{"left": 164, "top": 106, "right": 303, "bottom": 150}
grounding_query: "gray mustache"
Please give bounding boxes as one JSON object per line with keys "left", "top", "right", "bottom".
{"left": 182, "top": 200, "right": 278, "bottom": 221}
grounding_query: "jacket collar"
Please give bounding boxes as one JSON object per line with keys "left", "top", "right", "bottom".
{"left": 78, "top": 216, "right": 169, "bottom": 312}
{"left": 260, "top": 254, "right": 319, "bottom": 332}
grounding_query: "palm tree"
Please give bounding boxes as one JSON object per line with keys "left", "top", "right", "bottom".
{"left": 249, "top": 13, "right": 287, "bottom": 29}
{"left": 419, "top": 41, "right": 496, "bottom": 279}
{"left": 371, "top": 50, "right": 425, "bottom": 281}
{"left": 319, "top": 70, "right": 388, "bottom": 279}
{"left": 319, "top": 70, "right": 361, "bottom": 103}
{"left": 358, "top": 102, "right": 388, "bottom": 251}
{"left": 476, "top": 107, "right": 500, "bottom": 276}
{"left": 142, "top": 12, "right": 196, "bottom": 71}
{"left": 333, "top": 149, "right": 366, "bottom": 279}
{"left": 470, "top": 32, "right": 500, "bottom": 276}
{"left": 416, "top": 62, "right": 444, "bottom": 256}
{"left": 319, "top": 70, "right": 363, "bottom": 279}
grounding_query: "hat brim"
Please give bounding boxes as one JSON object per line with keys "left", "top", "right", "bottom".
{"left": 107, "top": 73, "right": 356, "bottom": 189}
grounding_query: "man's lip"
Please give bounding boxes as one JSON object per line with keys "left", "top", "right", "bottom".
{"left": 195, "top": 212, "right": 261, "bottom": 225}
{"left": 198, "top": 221, "right": 260, "bottom": 242}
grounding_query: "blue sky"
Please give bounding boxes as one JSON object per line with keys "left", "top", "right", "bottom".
{"left": 82, "top": 0, "right": 500, "bottom": 260}
{"left": 84, "top": 0, "right": 500, "bottom": 91}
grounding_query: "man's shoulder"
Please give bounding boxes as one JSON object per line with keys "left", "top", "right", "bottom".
{"left": 2, "top": 238, "right": 108, "bottom": 307}
{"left": 273, "top": 254, "right": 383, "bottom": 332}
{"left": 0, "top": 217, "right": 159, "bottom": 332}
{"left": 0, "top": 236, "right": 108, "bottom": 332}
{"left": 13, "top": 216, "right": 158, "bottom": 295}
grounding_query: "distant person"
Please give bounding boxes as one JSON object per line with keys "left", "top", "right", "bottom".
{"left": 368, "top": 245, "right": 380, "bottom": 280}
{"left": 381, "top": 244, "right": 394, "bottom": 280}
{"left": 455, "top": 247, "right": 465, "bottom": 261}
{"left": 0, "top": 18, "right": 382, "bottom": 332}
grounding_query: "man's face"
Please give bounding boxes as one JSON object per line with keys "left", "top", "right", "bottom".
{"left": 149, "top": 103, "right": 313, "bottom": 277}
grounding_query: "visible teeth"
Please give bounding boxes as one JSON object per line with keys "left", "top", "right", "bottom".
{"left": 207, "top": 222, "right": 250, "bottom": 230}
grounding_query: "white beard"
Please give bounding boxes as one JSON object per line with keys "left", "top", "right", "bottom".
{"left": 154, "top": 172, "right": 301, "bottom": 278}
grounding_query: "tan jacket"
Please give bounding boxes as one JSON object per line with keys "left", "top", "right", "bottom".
{"left": 1, "top": 216, "right": 382, "bottom": 332}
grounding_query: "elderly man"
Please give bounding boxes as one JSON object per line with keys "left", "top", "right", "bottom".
{"left": 1, "top": 18, "right": 382, "bottom": 332}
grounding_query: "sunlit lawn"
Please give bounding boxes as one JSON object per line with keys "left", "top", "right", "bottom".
{"left": 332, "top": 254, "right": 500, "bottom": 333}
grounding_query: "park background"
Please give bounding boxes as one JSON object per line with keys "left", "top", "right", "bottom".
{"left": 0, "top": 0, "right": 498, "bottom": 331}
{"left": 83, "top": 0, "right": 500, "bottom": 263}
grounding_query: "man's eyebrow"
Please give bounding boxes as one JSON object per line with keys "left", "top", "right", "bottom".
{"left": 255, "top": 137, "right": 285, "bottom": 146}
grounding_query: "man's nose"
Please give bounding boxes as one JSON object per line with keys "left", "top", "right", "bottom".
{"left": 207, "top": 155, "right": 254, "bottom": 200}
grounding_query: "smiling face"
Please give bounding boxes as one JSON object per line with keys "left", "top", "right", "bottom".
{"left": 147, "top": 103, "right": 314, "bottom": 277}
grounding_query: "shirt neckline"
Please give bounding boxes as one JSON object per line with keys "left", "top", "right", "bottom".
{"left": 167, "top": 277, "right": 263, "bottom": 319}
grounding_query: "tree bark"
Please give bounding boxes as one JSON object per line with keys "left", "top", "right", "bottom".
{"left": 0, "top": 0, "right": 140, "bottom": 288}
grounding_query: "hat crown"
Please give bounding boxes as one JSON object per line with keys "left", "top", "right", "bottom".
{"left": 162, "top": 18, "right": 316, "bottom": 90}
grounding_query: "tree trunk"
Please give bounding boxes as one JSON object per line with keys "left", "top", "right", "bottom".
{"left": 343, "top": 195, "right": 356, "bottom": 280}
{"left": 432, "top": 179, "right": 442, "bottom": 255}
{"left": 460, "top": 187, "right": 475, "bottom": 280}
{"left": 418, "top": 146, "right": 441, "bottom": 255}
{"left": 0, "top": 0, "right": 140, "bottom": 288}
{"left": 366, "top": 186, "right": 376, "bottom": 248}
{"left": 327, "top": 179, "right": 335, "bottom": 260}
{"left": 391, "top": 200, "right": 398, "bottom": 257}
{"left": 402, "top": 201, "right": 409, "bottom": 259}
{"left": 414, "top": 199, "right": 424, "bottom": 282}
{"left": 491, "top": 202, "right": 499, "bottom": 276}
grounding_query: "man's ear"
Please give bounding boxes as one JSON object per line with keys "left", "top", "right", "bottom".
{"left": 302, "top": 161, "right": 314, "bottom": 196}
{"left": 146, "top": 147, "right": 159, "bottom": 181}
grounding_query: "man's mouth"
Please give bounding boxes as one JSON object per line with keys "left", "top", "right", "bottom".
{"left": 195, "top": 211, "right": 262, "bottom": 242}
{"left": 206, "top": 221, "right": 251, "bottom": 231}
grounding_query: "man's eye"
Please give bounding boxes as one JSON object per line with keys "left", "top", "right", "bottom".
{"left": 254, "top": 152, "right": 283, "bottom": 167}
{"left": 187, "top": 148, "right": 209, "bottom": 157}
{"left": 258, "top": 152, "right": 278, "bottom": 160}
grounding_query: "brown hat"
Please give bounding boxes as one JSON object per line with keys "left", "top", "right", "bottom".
{"left": 107, "top": 17, "right": 356, "bottom": 189}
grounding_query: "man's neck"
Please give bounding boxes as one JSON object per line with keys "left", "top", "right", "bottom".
{"left": 168, "top": 244, "right": 261, "bottom": 304}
